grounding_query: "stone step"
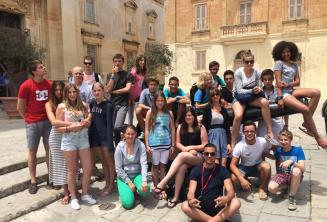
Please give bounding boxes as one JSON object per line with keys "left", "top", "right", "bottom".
{"left": 0, "top": 162, "right": 48, "bottom": 199}
{"left": 0, "top": 181, "right": 62, "bottom": 222}
{"left": 0, "top": 156, "right": 46, "bottom": 176}
{"left": 0, "top": 176, "right": 99, "bottom": 222}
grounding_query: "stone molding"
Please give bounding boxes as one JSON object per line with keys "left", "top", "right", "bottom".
{"left": 0, "top": 0, "right": 29, "bottom": 14}
{"left": 124, "top": 0, "right": 138, "bottom": 10}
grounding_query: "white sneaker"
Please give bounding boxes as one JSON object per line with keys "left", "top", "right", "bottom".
{"left": 81, "top": 194, "right": 97, "bottom": 205}
{"left": 71, "top": 198, "right": 80, "bottom": 210}
{"left": 138, "top": 132, "right": 145, "bottom": 140}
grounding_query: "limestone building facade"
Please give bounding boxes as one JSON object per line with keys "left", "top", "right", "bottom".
{"left": 164, "top": 0, "right": 327, "bottom": 97}
{"left": 0, "top": 0, "right": 164, "bottom": 80}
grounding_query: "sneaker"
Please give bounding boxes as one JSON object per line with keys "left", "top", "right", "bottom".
{"left": 71, "top": 198, "right": 81, "bottom": 210}
{"left": 264, "top": 135, "right": 280, "bottom": 146}
{"left": 28, "top": 182, "right": 38, "bottom": 194}
{"left": 138, "top": 132, "right": 145, "bottom": 140}
{"left": 81, "top": 194, "right": 97, "bottom": 205}
{"left": 288, "top": 195, "right": 297, "bottom": 211}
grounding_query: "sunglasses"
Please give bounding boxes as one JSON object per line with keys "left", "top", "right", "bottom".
{"left": 211, "top": 93, "right": 220, "bottom": 97}
{"left": 203, "top": 152, "right": 216, "bottom": 157}
{"left": 84, "top": 62, "right": 92, "bottom": 65}
{"left": 244, "top": 60, "right": 254, "bottom": 64}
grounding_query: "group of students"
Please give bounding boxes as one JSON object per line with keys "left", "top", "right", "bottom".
{"left": 17, "top": 40, "right": 327, "bottom": 221}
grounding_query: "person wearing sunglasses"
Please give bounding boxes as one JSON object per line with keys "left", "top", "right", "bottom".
{"left": 181, "top": 143, "right": 240, "bottom": 221}
{"left": 230, "top": 121, "right": 273, "bottom": 201}
{"left": 231, "top": 50, "right": 278, "bottom": 149}
{"left": 83, "top": 56, "right": 103, "bottom": 86}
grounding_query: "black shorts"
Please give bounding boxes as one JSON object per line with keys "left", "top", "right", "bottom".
{"left": 200, "top": 198, "right": 224, "bottom": 217}
{"left": 89, "top": 134, "right": 114, "bottom": 151}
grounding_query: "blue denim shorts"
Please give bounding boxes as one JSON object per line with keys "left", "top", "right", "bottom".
{"left": 238, "top": 163, "right": 261, "bottom": 177}
{"left": 61, "top": 128, "right": 90, "bottom": 151}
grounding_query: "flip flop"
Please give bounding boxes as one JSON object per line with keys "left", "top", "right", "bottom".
{"left": 264, "top": 135, "right": 280, "bottom": 146}
{"left": 167, "top": 199, "right": 179, "bottom": 208}
{"left": 259, "top": 191, "right": 268, "bottom": 201}
{"left": 298, "top": 126, "right": 314, "bottom": 137}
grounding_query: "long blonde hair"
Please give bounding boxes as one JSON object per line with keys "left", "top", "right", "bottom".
{"left": 63, "top": 83, "right": 87, "bottom": 117}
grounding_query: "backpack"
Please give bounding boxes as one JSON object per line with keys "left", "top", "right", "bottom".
{"left": 190, "top": 83, "right": 205, "bottom": 106}
{"left": 94, "top": 73, "right": 100, "bottom": 82}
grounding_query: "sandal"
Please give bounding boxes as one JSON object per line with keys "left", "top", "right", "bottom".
{"left": 153, "top": 186, "right": 166, "bottom": 200}
{"left": 167, "top": 199, "right": 179, "bottom": 208}
{"left": 61, "top": 195, "right": 70, "bottom": 205}
{"left": 258, "top": 191, "right": 268, "bottom": 201}
{"left": 264, "top": 135, "right": 279, "bottom": 146}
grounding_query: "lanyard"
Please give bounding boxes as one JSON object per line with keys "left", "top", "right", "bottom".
{"left": 201, "top": 165, "right": 216, "bottom": 196}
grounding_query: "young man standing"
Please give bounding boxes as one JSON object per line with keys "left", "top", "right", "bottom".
{"left": 230, "top": 121, "right": 272, "bottom": 201}
{"left": 221, "top": 70, "right": 234, "bottom": 109}
{"left": 181, "top": 143, "right": 241, "bottom": 221}
{"left": 164, "top": 76, "right": 190, "bottom": 127}
{"left": 135, "top": 77, "right": 159, "bottom": 138}
{"left": 17, "top": 60, "right": 52, "bottom": 194}
{"left": 106, "top": 53, "right": 134, "bottom": 144}
{"left": 83, "top": 56, "right": 103, "bottom": 86}
{"left": 209, "top": 61, "right": 225, "bottom": 89}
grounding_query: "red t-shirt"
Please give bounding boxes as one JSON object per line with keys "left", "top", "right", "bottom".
{"left": 18, "top": 79, "right": 52, "bottom": 123}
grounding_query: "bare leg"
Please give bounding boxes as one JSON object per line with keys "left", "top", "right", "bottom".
{"left": 28, "top": 149, "right": 38, "bottom": 183}
{"left": 268, "top": 180, "right": 287, "bottom": 194}
{"left": 181, "top": 200, "right": 212, "bottom": 221}
{"left": 284, "top": 95, "right": 327, "bottom": 146}
{"left": 170, "top": 164, "right": 188, "bottom": 202}
{"left": 152, "top": 165, "right": 159, "bottom": 186}
{"left": 258, "top": 161, "right": 271, "bottom": 197}
{"left": 250, "top": 98, "right": 274, "bottom": 139}
{"left": 289, "top": 167, "right": 302, "bottom": 196}
{"left": 44, "top": 145, "right": 49, "bottom": 174}
{"left": 159, "top": 163, "right": 167, "bottom": 183}
{"left": 210, "top": 197, "right": 241, "bottom": 222}
{"left": 293, "top": 88, "right": 321, "bottom": 115}
{"left": 79, "top": 148, "right": 92, "bottom": 195}
{"left": 231, "top": 102, "right": 246, "bottom": 148}
{"left": 63, "top": 150, "right": 78, "bottom": 199}
{"left": 157, "top": 152, "right": 202, "bottom": 189}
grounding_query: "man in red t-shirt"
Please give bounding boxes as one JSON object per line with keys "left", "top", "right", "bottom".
{"left": 17, "top": 60, "right": 52, "bottom": 194}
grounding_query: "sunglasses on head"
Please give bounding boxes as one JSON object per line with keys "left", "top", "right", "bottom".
{"left": 203, "top": 152, "right": 216, "bottom": 157}
{"left": 244, "top": 60, "right": 254, "bottom": 64}
{"left": 84, "top": 62, "right": 92, "bottom": 65}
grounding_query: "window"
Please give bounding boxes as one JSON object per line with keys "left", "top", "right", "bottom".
{"left": 86, "top": 44, "right": 97, "bottom": 71}
{"left": 239, "top": 1, "right": 252, "bottom": 24}
{"left": 148, "top": 22, "right": 155, "bottom": 39}
{"left": 289, "top": 0, "right": 304, "bottom": 19}
{"left": 195, "top": 51, "right": 206, "bottom": 71}
{"left": 194, "top": 4, "right": 207, "bottom": 31}
{"left": 146, "top": 10, "right": 158, "bottom": 40}
{"left": 85, "top": 0, "right": 96, "bottom": 23}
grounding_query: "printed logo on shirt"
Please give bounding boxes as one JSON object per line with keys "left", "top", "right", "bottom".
{"left": 36, "top": 90, "right": 49, "bottom": 101}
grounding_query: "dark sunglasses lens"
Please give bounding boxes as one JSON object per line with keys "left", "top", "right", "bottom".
{"left": 204, "top": 152, "right": 216, "bottom": 157}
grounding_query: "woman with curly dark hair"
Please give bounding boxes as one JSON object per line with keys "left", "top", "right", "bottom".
{"left": 272, "top": 41, "right": 327, "bottom": 148}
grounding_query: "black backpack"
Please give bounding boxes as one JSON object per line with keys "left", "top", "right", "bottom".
{"left": 190, "top": 83, "right": 205, "bottom": 106}
{"left": 94, "top": 73, "right": 100, "bottom": 82}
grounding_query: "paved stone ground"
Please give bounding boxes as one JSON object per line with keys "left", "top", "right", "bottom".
{"left": 1, "top": 103, "right": 327, "bottom": 222}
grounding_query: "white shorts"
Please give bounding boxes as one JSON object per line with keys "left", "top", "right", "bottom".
{"left": 151, "top": 149, "right": 170, "bottom": 165}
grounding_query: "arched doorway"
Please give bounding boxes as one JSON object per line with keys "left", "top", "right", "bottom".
{"left": 233, "top": 50, "right": 246, "bottom": 71}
